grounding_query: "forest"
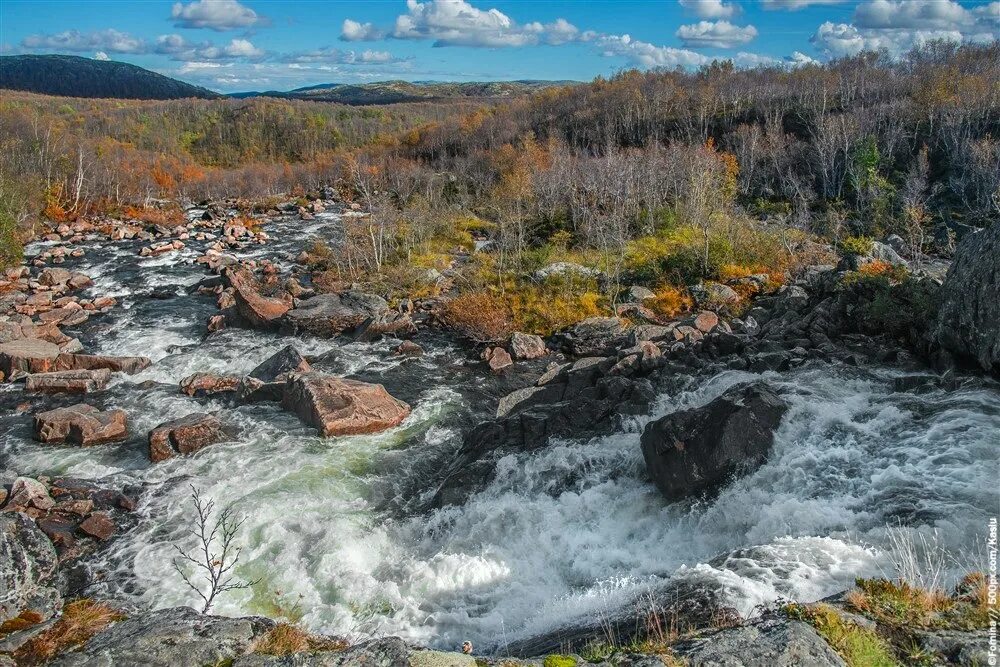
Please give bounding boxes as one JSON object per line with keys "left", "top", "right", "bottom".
{"left": 1, "top": 41, "right": 998, "bottom": 334}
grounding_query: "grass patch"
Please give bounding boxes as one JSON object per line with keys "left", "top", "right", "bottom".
{"left": 785, "top": 603, "right": 899, "bottom": 667}
{"left": 251, "top": 622, "right": 348, "bottom": 656}
{"left": 847, "top": 575, "right": 992, "bottom": 631}
{"left": 13, "top": 599, "right": 125, "bottom": 665}
{"left": 543, "top": 655, "right": 577, "bottom": 667}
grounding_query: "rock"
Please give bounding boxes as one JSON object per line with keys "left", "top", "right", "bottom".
{"left": 78, "top": 512, "right": 115, "bottom": 540}
{"left": 0, "top": 338, "right": 61, "bottom": 378}
{"left": 52, "top": 354, "right": 152, "bottom": 375}
{"left": 671, "top": 618, "right": 846, "bottom": 666}
{"left": 207, "top": 314, "right": 226, "bottom": 332}
{"left": 532, "top": 262, "right": 601, "bottom": 281}
{"left": 509, "top": 332, "right": 547, "bottom": 359}
{"left": 50, "top": 606, "right": 275, "bottom": 667}
{"left": 911, "top": 628, "right": 992, "bottom": 666}
{"left": 225, "top": 267, "right": 292, "bottom": 330}
{"left": 626, "top": 285, "right": 656, "bottom": 302}
{"left": 484, "top": 346, "right": 513, "bottom": 372}
{"left": 690, "top": 282, "right": 741, "bottom": 313}
{"left": 0, "top": 513, "right": 61, "bottom": 625}
{"left": 0, "top": 321, "right": 24, "bottom": 344}
{"left": 558, "top": 317, "right": 628, "bottom": 356}
{"left": 281, "top": 373, "right": 410, "bottom": 437}
{"left": 180, "top": 373, "right": 241, "bottom": 397}
{"left": 690, "top": 310, "right": 720, "bottom": 333}
{"left": 934, "top": 224, "right": 1000, "bottom": 374}
{"left": 283, "top": 292, "right": 389, "bottom": 337}
{"left": 33, "top": 404, "right": 128, "bottom": 446}
{"left": 641, "top": 382, "right": 788, "bottom": 500}
{"left": 496, "top": 386, "right": 547, "bottom": 419}
{"left": 395, "top": 340, "right": 423, "bottom": 356}
{"left": 149, "top": 413, "right": 224, "bottom": 462}
{"left": 25, "top": 369, "right": 112, "bottom": 394}
{"left": 37, "top": 267, "right": 72, "bottom": 287}
{"left": 4, "top": 477, "right": 55, "bottom": 511}
{"left": 249, "top": 346, "right": 311, "bottom": 382}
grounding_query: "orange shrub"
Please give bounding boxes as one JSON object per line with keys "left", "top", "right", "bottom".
{"left": 123, "top": 205, "right": 186, "bottom": 227}
{"left": 439, "top": 291, "right": 514, "bottom": 343}
{"left": 646, "top": 285, "right": 692, "bottom": 319}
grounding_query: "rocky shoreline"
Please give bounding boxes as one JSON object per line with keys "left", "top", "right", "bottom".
{"left": 2, "top": 198, "right": 997, "bottom": 665}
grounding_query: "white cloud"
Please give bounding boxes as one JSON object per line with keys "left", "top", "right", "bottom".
{"left": 341, "top": 19, "right": 385, "bottom": 42}
{"left": 810, "top": 20, "right": 964, "bottom": 57}
{"left": 590, "top": 33, "right": 710, "bottom": 68}
{"left": 853, "top": 0, "right": 974, "bottom": 30}
{"left": 676, "top": 20, "right": 758, "bottom": 48}
{"left": 155, "top": 34, "right": 264, "bottom": 61}
{"left": 94, "top": 51, "right": 110, "bottom": 61}
{"left": 391, "top": 0, "right": 544, "bottom": 47}
{"left": 678, "top": 0, "right": 739, "bottom": 20}
{"left": 762, "top": 0, "right": 846, "bottom": 9}
{"left": 171, "top": 0, "right": 263, "bottom": 31}
{"left": 788, "top": 50, "right": 820, "bottom": 66}
{"left": 539, "top": 18, "right": 581, "bottom": 45}
{"left": 279, "top": 46, "right": 404, "bottom": 66}
{"left": 22, "top": 29, "right": 146, "bottom": 54}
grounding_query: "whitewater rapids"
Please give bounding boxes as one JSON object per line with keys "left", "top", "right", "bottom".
{"left": 2, "top": 211, "right": 997, "bottom": 651}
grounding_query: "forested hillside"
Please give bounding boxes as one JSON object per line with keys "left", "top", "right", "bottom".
{"left": 0, "top": 54, "right": 218, "bottom": 100}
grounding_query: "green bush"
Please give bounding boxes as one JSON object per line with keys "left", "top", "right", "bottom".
{"left": 839, "top": 235, "right": 875, "bottom": 256}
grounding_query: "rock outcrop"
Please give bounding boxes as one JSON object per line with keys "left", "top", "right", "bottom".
{"left": 671, "top": 618, "right": 847, "bottom": 666}
{"left": 0, "top": 338, "right": 61, "bottom": 377}
{"left": 33, "top": 404, "right": 128, "bottom": 446}
{"left": 282, "top": 292, "right": 389, "bottom": 337}
{"left": 224, "top": 267, "right": 292, "bottom": 330}
{"left": 25, "top": 369, "right": 112, "bottom": 394}
{"left": 0, "top": 512, "right": 61, "bottom": 626}
{"left": 641, "top": 382, "right": 788, "bottom": 501}
{"left": 149, "top": 413, "right": 224, "bottom": 462}
{"left": 281, "top": 373, "right": 411, "bottom": 436}
{"left": 934, "top": 223, "right": 1000, "bottom": 374}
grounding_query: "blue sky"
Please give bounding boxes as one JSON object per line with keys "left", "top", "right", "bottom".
{"left": 1, "top": 0, "right": 997, "bottom": 92}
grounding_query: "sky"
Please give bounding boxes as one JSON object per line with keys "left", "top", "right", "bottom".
{"left": 0, "top": 0, "right": 997, "bottom": 92}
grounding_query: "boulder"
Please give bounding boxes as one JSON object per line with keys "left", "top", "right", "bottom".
{"left": 484, "top": 346, "right": 513, "bottom": 373}
{"left": 37, "top": 267, "right": 72, "bottom": 287}
{"left": 0, "top": 338, "right": 61, "bottom": 378}
{"left": 641, "top": 382, "right": 788, "bottom": 500}
{"left": 690, "top": 281, "right": 741, "bottom": 313}
{"left": 52, "top": 353, "right": 151, "bottom": 374}
{"left": 248, "top": 346, "right": 311, "bottom": 382}
{"left": 281, "top": 373, "right": 410, "bottom": 437}
{"left": 180, "top": 373, "right": 241, "bottom": 397}
{"left": 558, "top": 317, "right": 628, "bottom": 356}
{"left": 626, "top": 285, "right": 656, "bottom": 302}
{"left": 934, "top": 224, "right": 1000, "bottom": 374}
{"left": 509, "top": 332, "right": 547, "bottom": 359}
{"left": 4, "top": 477, "right": 55, "bottom": 511}
{"left": 149, "top": 413, "right": 224, "bottom": 463}
{"left": 532, "top": 262, "right": 601, "bottom": 281}
{"left": 0, "top": 513, "right": 61, "bottom": 625}
{"left": 25, "top": 369, "right": 112, "bottom": 393}
{"left": 395, "top": 340, "right": 424, "bottom": 356}
{"left": 671, "top": 618, "right": 846, "bottom": 667}
{"left": 49, "top": 607, "right": 275, "bottom": 667}
{"left": 283, "top": 292, "right": 389, "bottom": 337}
{"left": 78, "top": 512, "right": 116, "bottom": 540}
{"left": 224, "top": 267, "right": 291, "bottom": 330}
{"left": 33, "top": 404, "right": 128, "bottom": 446}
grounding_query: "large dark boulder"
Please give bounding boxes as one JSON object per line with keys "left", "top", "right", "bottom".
{"left": 671, "top": 618, "right": 847, "bottom": 666}
{"left": 50, "top": 606, "right": 275, "bottom": 667}
{"left": 641, "top": 382, "right": 788, "bottom": 501}
{"left": 555, "top": 317, "right": 628, "bottom": 356}
{"left": 0, "top": 512, "right": 61, "bottom": 625}
{"left": 934, "top": 223, "right": 1000, "bottom": 374}
{"left": 283, "top": 292, "right": 389, "bottom": 337}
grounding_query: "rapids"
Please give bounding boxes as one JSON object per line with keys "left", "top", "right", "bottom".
{"left": 2, "top": 210, "right": 997, "bottom": 652}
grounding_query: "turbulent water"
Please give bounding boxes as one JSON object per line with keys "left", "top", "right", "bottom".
{"left": 2, "top": 210, "right": 998, "bottom": 651}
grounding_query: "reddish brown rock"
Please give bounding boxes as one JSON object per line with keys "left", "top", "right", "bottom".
{"left": 692, "top": 311, "right": 720, "bottom": 334}
{"left": 281, "top": 373, "right": 410, "bottom": 437}
{"left": 225, "top": 267, "right": 291, "bottom": 330}
{"left": 484, "top": 346, "right": 513, "bottom": 373}
{"left": 179, "top": 372, "right": 241, "bottom": 397}
{"left": 0, "top": 338, "right": 61, "bottom": 378}
{"left": 25, "top": 369, "right": 111, "bottom": 394}
{"left": 509, "top": 332, "right": 547, "bottom": 360}
{"left": 52, "top": 353, "right": 152, "bottom": 375}
{"left": 78, "top": 512, "right": 115, "bottom": 540}
{"left": 4, "top": 477, "right": 55, "bottom": 511}
{"left": 148, "top": 413, "right": 223, "bottom": 462}
{"left": 396, "top": 340, "right": 424, "bottom": 356}
{"left": 207, "top": 315, "right": 226, "bottom": 332}
{"left": 33, "top": 404, "right": 128, "bottom": 446}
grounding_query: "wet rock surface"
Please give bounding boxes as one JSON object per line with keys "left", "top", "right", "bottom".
{"left": 148, "top": 413, "right": 224, "bottom": 462}
{"left": 33, "top": 404, "right": 128, "bottom": 446}
{"left": 641, "top": 382, "right": 789, "bottom": 501}
{"left": 281, "top": 373, "right": 411, "bottom": 436}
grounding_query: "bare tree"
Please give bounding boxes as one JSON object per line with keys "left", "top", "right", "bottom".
{"left": 172, "top": 485, "right": 260, "bottom": 614}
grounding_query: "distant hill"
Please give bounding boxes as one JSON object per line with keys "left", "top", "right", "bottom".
{"left": 0, "top": 54, "right": 219, "bottom": 100}
{"left": 232, "top": 80, "right": 576, "bottom": 105}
